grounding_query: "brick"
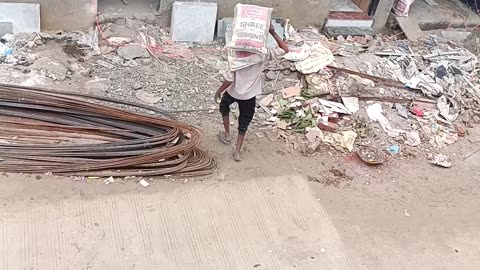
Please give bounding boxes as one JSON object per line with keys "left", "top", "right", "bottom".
{"left": 318, "top": 122, "right": 338, "bottom": 132}
{"left": 306, "top": 141, "right": 321, "bottom": 154}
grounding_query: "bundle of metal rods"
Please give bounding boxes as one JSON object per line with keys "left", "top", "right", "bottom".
{"left": 0, "top": 83, "right": 216, "bottom": 177}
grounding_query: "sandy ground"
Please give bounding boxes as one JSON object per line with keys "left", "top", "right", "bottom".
{"left": 1, "top": 117, "right": 479, "bottom": 268}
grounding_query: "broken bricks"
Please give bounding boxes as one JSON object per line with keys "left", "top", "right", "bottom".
{"left": 306, "top": 141, "right": 321, "bottom": 154}
{"left": 317, "top": 122, "right": 338, "bottom": 133}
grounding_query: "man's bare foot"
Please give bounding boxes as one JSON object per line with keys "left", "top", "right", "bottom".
{"left": 218, "top": 131, "right": 232, "bottom": 145}
{"left": 233, "top": 151, "right": 242, "bottom": 162}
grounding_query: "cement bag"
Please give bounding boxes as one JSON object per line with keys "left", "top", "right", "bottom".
{"left": 294, "top": 41, "right": 335, "bottom": 74}
{"left": 225, "top": 18, "right": 264, "bottom": 71}
{"left": 226, "top": 4, "right": 273, "bottom": 55}
{"left": 392, "top": 0, "right": 415, "bottom": 16}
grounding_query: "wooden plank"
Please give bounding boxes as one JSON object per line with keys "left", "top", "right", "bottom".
{"left": 358, "top": 0, "right": 371, "bottom": 12}
{"left": 396, "top": 16, "right": 424, "bottom": 41}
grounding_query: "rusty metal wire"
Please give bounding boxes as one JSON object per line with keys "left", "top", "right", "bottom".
{"left": 0, "top": 83, "right": 216, "bottom": 177}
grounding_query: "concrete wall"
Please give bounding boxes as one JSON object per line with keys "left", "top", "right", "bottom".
{"left": 1, "top": 0, "right": 97, "bottom": 31}
{"left": 164, "top": 0, "right": 333, "bottom": 27}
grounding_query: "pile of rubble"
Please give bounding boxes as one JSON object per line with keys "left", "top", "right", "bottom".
{"left": 253, "top": 26, "right": 480, "bottom": 167}
{"left": 0, "top": 18, "right": 225, "bottom": 113}
{"left": 1, "top": 17, "right": 479, "bottom": 168}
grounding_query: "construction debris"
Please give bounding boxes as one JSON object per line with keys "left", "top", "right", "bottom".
{"left": 0, "top": 84, "right": 216, "bottom": 177}
{"left": 430, "top": 154, "right": 452, "bottom": 168}
{"left": 0, "top": 14, "right": 478, "bottom": 170}
{"left": 251, "top": 24, "right": 480, "bottom": 164}
{"left": 139, "top": 179, "right": 151, "bottom": 187}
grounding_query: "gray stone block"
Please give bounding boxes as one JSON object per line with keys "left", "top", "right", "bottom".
{"left": 0, "top": 3, "right": 40, "bottom": 33}
{"left": 324, "top": 26, "right": 376, "bottom": 37}
{"left": 0, "top": 22, "right": 13, "bottom": 36}
{"left": 171, "top": 1, "right": 217, "bottom": 44}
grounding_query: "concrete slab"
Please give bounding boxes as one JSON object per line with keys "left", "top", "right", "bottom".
{"left": 326, "top": 11, "right": 373, "bottom": 28}
{"left": 0, "top": 3, "right": 40, "bottom": 33}
{"left": 171, "top": 1, "right": 217, "bottom": 43}
{"left": 0, "top": 175, "right": 356, "bottom": 269}
{"left": 0, "top": 22, "right": 13, "bottom": 36}
{"left": 396, "top": 16, "right": 424, "bottom": 41}
{"left": 409, "top": 0, "right": 480, "bottom": 30}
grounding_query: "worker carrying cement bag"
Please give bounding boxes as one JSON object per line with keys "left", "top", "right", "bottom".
{"left": 215, "top": 4, "right": 289, "bottom": 162}
{"left": 226, "top": 4, "right": 273, "bottom": 55}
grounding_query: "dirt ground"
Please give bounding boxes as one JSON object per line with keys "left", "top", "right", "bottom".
{"left": 1, "top": 29, "right": 480, "bottom": 268}
{"left": 1, "top": 115, "right": 479, "bottom": 268}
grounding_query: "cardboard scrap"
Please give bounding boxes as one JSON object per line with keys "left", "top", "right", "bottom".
{"left": 281, "top": 86, "right": 302, "bottom": 99}
{"left": 341, "top": 97, "right": 359, "bottom": 114}
{"left": 318, "top": 99, "right": 351, "bottom": 114}
{"left": 259, "top": 93, "right": 274, "bottom": 107}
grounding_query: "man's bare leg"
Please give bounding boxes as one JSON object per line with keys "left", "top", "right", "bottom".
{"left": 223, "top": 114, "right": 231, "bottom": 138}
{"left": 234, "top": 133, "right": 246, "bottom": 161}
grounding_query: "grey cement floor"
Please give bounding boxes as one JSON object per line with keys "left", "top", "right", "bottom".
{"left": 1, "top": 174, "right": 480, "bottom": 269}
{"left": 0, "top": 176, "right": 354, "bottom": 270}
{"left": 409, "top": 0, "right": 480, "bottom": 29}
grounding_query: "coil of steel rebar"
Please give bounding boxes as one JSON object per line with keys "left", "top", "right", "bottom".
{"left": 0, "top": 83, "right": 216, "bottom": 177}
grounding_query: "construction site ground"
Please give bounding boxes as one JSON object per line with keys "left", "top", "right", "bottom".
{"left": 1, "top": 28, "right": 480, "bottom": 268}
{"left": 1, "top": 123, "right": 479, "bottom": 269}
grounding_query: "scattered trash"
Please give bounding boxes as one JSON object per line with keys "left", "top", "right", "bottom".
{"left": 341, "top": 97, "right": 359, "bottom": 114}
{"left": 430, "top": 154, "right": 452, "bottom": 168}
{"left": 318, "top": 99, "right": 351, "bottom": 114}
{"left": 404, "top": 209, "right": 411, "bottom": 217}
{"left": 358, "top": 146, "right": 385, "bottom": 165}
{"left": 405, "top": 131, "right": 421, "bottom": 147}
{"left": 388, "top": 145, "right": 401, "bottom": 155}
{"left": 0, "top": 43, "right": 13, "bottom": 57}
{"left": 104, "top": 176, "right": 115, "bottom": 185}
{"left": 337, "top": 131, "right": 357, "bottom": 152}
{"left": 437, "top": 96, "right": 459, "bottom": 122}
{"left": 139, "top": 179, "right": 150, "bottom": 187}
{"left": 294, "top": 42, "right": 335, "bottom": 74}
{"left": 410, "top": 106, "right": 424, "bottom": 117}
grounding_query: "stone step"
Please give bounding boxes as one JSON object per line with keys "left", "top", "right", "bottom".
{"left": 325, "top": 11, "right": 373, "bottom": 28}
{"left": 324, "top": 26, "right": 376, "bottom": 37}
